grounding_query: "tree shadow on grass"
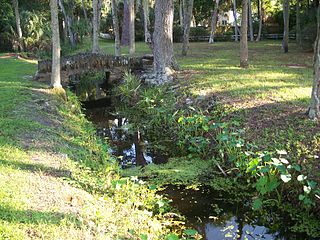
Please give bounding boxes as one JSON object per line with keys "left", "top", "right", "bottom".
{"left": 0, "top": 204, "right": 79, "bottom": 225}
{"left": 0, "top": 158, "right": 72, "bottom": 178}
{"left": 224, "top": 97, "right": 319, "bottom": 148}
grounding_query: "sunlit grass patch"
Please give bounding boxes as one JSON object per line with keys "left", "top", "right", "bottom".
{"left": 0, "top": 55, "right": 182, "bottom": 239}
{"left": 177, "top": 41, "right": 312, "bottom": 104}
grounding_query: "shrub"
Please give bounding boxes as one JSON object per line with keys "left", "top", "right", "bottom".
{"left": 300, "top": 22, "right": 317, "bottom": 50}
{"left": 20, "top": 10, "right": 51, "bottom": 53}
{"left": 0, "top": 2, "right": 15, "bottom": 51}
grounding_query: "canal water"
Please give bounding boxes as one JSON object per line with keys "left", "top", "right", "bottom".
{"left": 161, "top": 185, "right": 302, "bottom": 240}
{"left": 84, "top": 105, "right": 312, "bottom": 240}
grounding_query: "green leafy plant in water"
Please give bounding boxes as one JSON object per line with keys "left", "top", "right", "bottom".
{"left": 113, "top": 73, "right": 179, "bottom": 155}
{"left": 176, "top": 114, "right": 212, "bottom": 158}
{"left": 243, "top": 150, "right": 319, "bottom": 210}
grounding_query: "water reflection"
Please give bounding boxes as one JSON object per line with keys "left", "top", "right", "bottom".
{"left": 161, "top": 185, "right": 306, "bottom": 240}
{"left": 201, "top": 217, "right": 280, "bottom": 240}
{"left": 85, "top": 108, "right": 160, "bottom": 168}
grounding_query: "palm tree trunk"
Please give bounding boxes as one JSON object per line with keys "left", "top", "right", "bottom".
{"left": 232, "top": 0, "right": 240, "bottom": 42}
{"left": 128, "top": 0, "right": 135, "bottom": 55}
{"left": 81, "top": 0, "right": 88, "bottom": 22}
{"left": 182, "top": 0, "right": 194, "bottom": 55}
{"left": 92, "top": 0, "right": 100, "bottom": 52}
{"left": 121, "top": 0, "right": 130, "bottom": 46}
{"left": 179, "top": 0, "right": 184, "bottom": 27}
{"left": 296, "top": 0, "right": 302, "bottom": 47}
{"left": 153, "top": 0, "right": 175, "bottom": 83}
{"left": 256, "top": 0, "right": 263, "bottom": 41}
{"left": 50, "top": 0, "right": 62, "bottom": 88}
{"left": 12, "top": 0, "right": 23, "bottom": 51}
{"left": 308, "top": 5, "right": 320, "bottom": 119}
{"left": 142, "top": 0, "right": 151, "bottom": 44}
{"left": 58, "top": 0, "right": 76, "bottom": 47}
{"left": 111, "top": 0, "right": 121, "bottom": 56}
{"left": 209, "top": 0, "right": 220, "bottom": 44}
{"left": 282, "top": 0, "right": 290, "bottom": 53}
{"left": 240, "top": 0, "right": 249, "bottom": 68}
{"left": 248, "top": 0, "right": 254, "bottom": 41}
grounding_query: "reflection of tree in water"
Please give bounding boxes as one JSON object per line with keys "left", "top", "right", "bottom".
{"left": 236, "top": 212, "right": 244, "bottom": 240}
{"left": 134, "top": 130, "right": 147, "bottom": 166}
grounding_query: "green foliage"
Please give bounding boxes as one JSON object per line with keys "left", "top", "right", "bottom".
{"left": 72, "top": 18, "right": 91, "bottom": 43}
{"left": 300, "top": 22, "right": 317, "bottom": 50}
{"left": 20, "top": 10, "right": 51, "bottom": 52}
{"left": 177, "top": 114, "right": 212, "bottom": 157}
{"left": 0, "top": 1, "right": 15, "bottom": 51}
{"left": 74, "top": 72, "right": 105, "bottom": 101}
{"left": 114, "top": 74, "right": 245, "bottom": 164}
{"left": 289, "top": 209, "right": 320, "bottom": 238}
{"left": 114, "top": 73, "right": 178, "bottom": 154}
{"left": 192, "top": 0, "right": 213, "bottom": 24}
{"left": 173, "top": 26, "right": 210, "bottom": 42}
{"left": 237, "top": 150, "right": 320, "bottom": 211}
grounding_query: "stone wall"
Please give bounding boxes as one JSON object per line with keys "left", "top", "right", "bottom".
{"left": 34, "top": 53, "right": 153, "bottom": 84}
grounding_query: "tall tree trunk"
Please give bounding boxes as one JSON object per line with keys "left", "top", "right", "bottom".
{"left": 92, "top": 0, "right": 100, "bottom": 52}
{"left": 296, "top": 0, "right": 301, "bottom": 47}
{"left": 179, "top": 0, "right": 184, "bottom": 27}
{"left": 81, "top": 0, "right": 88, "bottom": 22}
{"left": 232, "top": 0, "right": 240, "bottom": 42}
{"left": 121, "top": 0, "right": 130, "bottom": 46}
{"left": 111, "top": 0, "right": 121, "bottom": 56}
{"left": 240, "top": 0, "right": 249, "bottom": 68}
{"left": 256, "top": 0, "right": 263, "bottom": 41}
{"left": 153, "top": 0, "right": 175, "bottom": 84}
{"left": 58, "top": 0, "right": 76, "bottom": 47}
{"left": 128, "top": 0, "right": 135, "bottom": 54}
{"left": 308, "top": 5, "right": 320, "bottom": 119}
{"left": 12, "top": 0, "right": 23, "bottom": 51}
{"left": 97, "top": 0, "right": 102, "bottom": 28}
{"left": 209, "top": 0, "right": 220, "bottom": 44}
{"left": 282, "top": 0, "right": 290, "bottom": 53}
{"left": 50, "top": 0, "right": 62, "bottom": 88}
{"left": 182, "top": 0, "right": 194, "bottom": 55}
{"left": 142, "top": 0, "right": 151, "bottom": 44}
{"left": 248, "top": 0, "right": 254, "bottom": 41}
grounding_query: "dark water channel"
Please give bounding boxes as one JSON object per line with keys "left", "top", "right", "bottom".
{"left": 161, "top": 185, "right": 310, "bottom": 240}
{"left": 85, "top": 107, "right": 168, "bottom": 168}
{"left": 84, "top": 105, "right": 312, "bottom": 240}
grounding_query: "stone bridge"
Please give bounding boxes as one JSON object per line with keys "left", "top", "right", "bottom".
{"left": 34, "top": 53, "right": 153, "bottom": 84}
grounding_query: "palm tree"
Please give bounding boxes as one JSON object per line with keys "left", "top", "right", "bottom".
{"left": 50, "top": 0, "right": 62, "bottom": 88}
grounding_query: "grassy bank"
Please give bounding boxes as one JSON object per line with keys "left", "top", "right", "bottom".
{"left": 0, "top": 55, "right": 182, "bottom": 239}
{"left": 2, "top": 39, "right": 319, "bottom": 238}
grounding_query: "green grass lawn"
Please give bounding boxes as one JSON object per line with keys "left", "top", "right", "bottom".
{"left": 174, "top": 41, "right": 317, "bottom": 148}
